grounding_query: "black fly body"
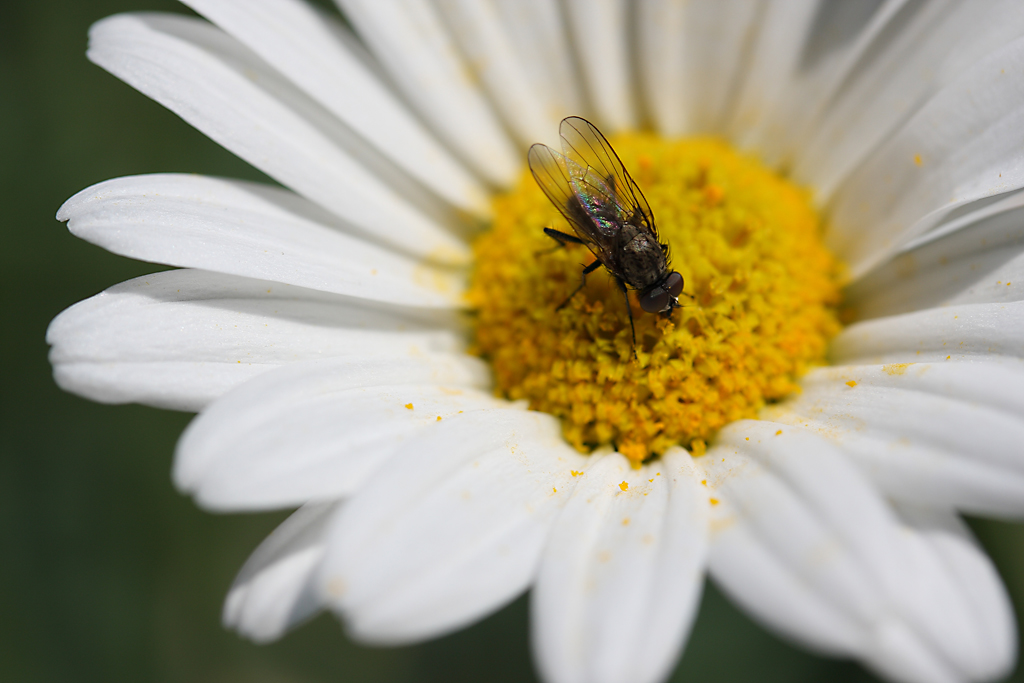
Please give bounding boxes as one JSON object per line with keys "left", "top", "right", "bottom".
{"left": 528, "top": 117, "right": 685, "bottom": 357}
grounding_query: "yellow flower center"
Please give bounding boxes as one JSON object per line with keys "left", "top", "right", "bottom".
{"left": 467, "top": 134, "right": 842, "bottom": 465}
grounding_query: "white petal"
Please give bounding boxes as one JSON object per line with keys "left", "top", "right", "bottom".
{"left": 179, "top": 0, "right": 490, "bottom": 219}
{"left": 764, "top": 362, "right": 1024, "bottom": 517}
{"left": 636, "top": 0, "right": 689, "bottom": 136}
{"left": 532, "top": 450, "right": 709, "bottom": 683}
{"left": 435, "top": 0, "right": 558, "bottom": 147}
{"left": 725, "top": 0, "right": 819, "bottom": 160}
{"left": 827, "top": 33, "right": 1024, "bottom": 277}
{"left": 174, "top": 353, "right": 497, "bottom": 510}
{"left": 904, "top": 186, "right": 1024, "bottom": 251}
{"left": 846, "top": 191, "right": 1024, "bottom": 319}
{"left": 707, "top": 421, "right": 1008, "bottom": 682}
{"left": 316, "top": 409, "right": 588, "bottom": 644}
{"left": 637, "top": 0, "right": 765, "bottom": 138}
{"left": 832, "top": 300, "right": 1024, "bottom": 364}
{"left": 46, "top": 269, "right": 461, "bottom": 411}
{"left": 707, "top": 500, "right": 865, "bottom": 656}
{"left": 223, "top": 501, "right": 337, "bottom": 642}
{"left": 799, "top": 362, "right": 1024, "bottom": 426}
{"left": 708, "top": 429, "right": 892, "bottom": 639}
{"left": 49, "top": 360, "right": 252, "bottom": 413}
{"left": 88, "top": 13, "right": 468, "bottom": 263}
{"left": 797, "top": 0, "right": 1024, "bottom": 202}
{"left": 58, "top": 174, "right": 465, "bottom": 305}
{"left": 335, "top": 0, "right": 519, "bottom": 187}
{"left": 491, "top": 0, "right": 585, "bottom": 121}
{"left": 780, "top": 372, "right": 1024, "bottom": 475}
{"left": 893, "top": 505, "right": 1017, "bottom": 681}
{"left": 676, "top": 0, "right": 762, "bottom": 136}
{"left": 563, "top": 0, "right": 636, "bottom": 133}
{"left": 752, "top": 0, "right": 911, "bottom": 168}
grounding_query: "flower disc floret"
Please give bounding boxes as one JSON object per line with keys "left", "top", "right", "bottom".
{"left": 468, "top": 134, "right": 841, "bottom": 465}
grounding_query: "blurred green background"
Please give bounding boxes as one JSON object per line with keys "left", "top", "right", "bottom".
{"left": 3, "top": 1, "right": 1024, "bottom": 681}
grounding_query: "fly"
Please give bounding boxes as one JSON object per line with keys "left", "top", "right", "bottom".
{"left": 528, "top": 116, "right": 685, "bottom": 357}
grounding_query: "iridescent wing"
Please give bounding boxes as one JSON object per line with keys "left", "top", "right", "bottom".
{"left": 527, "top": 142, "right": 622, "bottom": 267}
{"left": 558, "top": 116, "right": 656, "bottom": 237}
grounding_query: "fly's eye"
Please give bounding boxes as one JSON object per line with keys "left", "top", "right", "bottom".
{"left": 665, "top": 271, "right": 684, "bottom": 298}
{"left": 639, "top": 287, "right": 671, "bottom": 313}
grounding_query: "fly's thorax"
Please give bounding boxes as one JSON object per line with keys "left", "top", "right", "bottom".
{"left": 468, "top": 134, "right": 842, "bottom": 465}
{"left": 618, "top": 224, "right": 667, "bottom": 290}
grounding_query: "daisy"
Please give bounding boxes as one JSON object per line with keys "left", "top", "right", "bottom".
{"left": 47, "top": 1, "right": 1024, "bottom": 682}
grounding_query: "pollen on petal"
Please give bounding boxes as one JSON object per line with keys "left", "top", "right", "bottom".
{"left": 883, "top": 363, "right": 911, "bottom": 376}
{"left": 619, "top": 481, "right": 629, "bottom": 491}
{"left": 468, "top": 134, "right": 841, "bottom": 465}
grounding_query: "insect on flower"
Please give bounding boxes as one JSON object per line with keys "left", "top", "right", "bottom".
{"left": 528, "top": 117, "right": 686, "bottom": 357}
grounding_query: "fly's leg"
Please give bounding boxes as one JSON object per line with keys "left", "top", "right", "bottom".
{"left": 537, "top": 227, "right": 585, "bottom": 256}
{"left": 544, "top": 227, "right": 585, "bottom": 245}
{"left": 556, "top": 259, "right": 602, "bottom": 311}
{"left": 617, "top": 277, "right": 638, "bottom": 360}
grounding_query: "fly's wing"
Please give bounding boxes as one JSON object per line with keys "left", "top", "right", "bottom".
{"left": 528, "top": 143, "right": 621, "bottom": 266}
{"left": 558, "top": 116, "right": 656, "bottom": 237}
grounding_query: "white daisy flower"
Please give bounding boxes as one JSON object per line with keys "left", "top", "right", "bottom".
{"left": 47, "top": 1, "right": 1024, "bottom": 682}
